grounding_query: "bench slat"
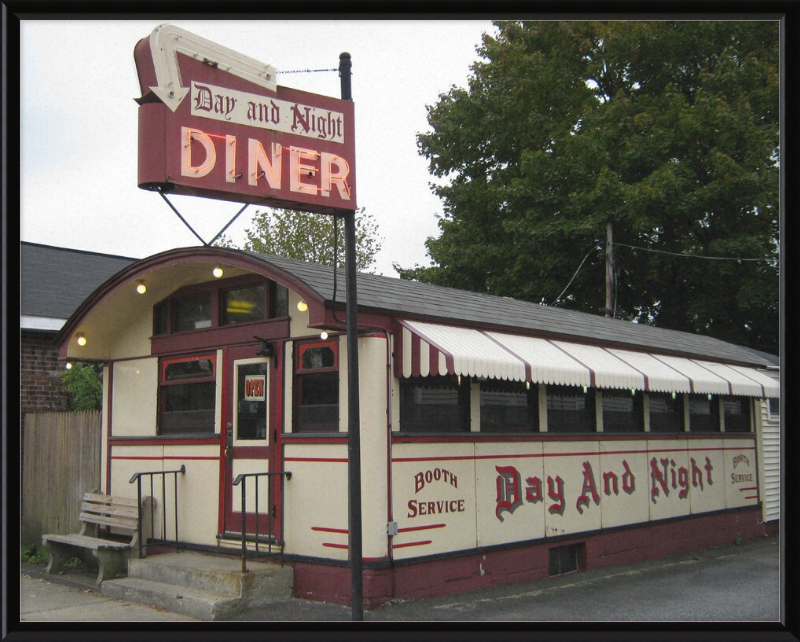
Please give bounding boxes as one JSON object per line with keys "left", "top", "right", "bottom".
{"left": 79, "top": 513, "right": 138, "bottom": 531}
{"left": 83, "top": 492, "right": 138, "bottom": 507}
{"left": 42, "top": 533, "right": 132, "bottom": 551}
{"left": 81, "top": 503, "right": 139, "bottom": 519}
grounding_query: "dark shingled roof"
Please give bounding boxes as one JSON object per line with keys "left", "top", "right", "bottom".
{"left": 21, "top": 242, "right": 138, "bottom": 321}
{"left": 241, "top": 250, "right": 773, "bottom": 368}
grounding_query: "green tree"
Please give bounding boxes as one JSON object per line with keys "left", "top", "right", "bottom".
{"left": 217, "top": 207, "right": 383, "bottom": 273}
{"left": 59, "top": 363, "right": 103, "bottom": 411}
{"left": 399, "top": 21, "right": 779, "bottom": 353}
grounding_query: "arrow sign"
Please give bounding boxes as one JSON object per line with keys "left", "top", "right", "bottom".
{"left": 146, "top": 24, "right": 277, "bottom": 112}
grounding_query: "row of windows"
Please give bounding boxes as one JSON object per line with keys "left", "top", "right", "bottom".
{"left": 155, "top": 350, "right": 753, "bottom": 436}
{"left": 154, "top": 279, "right": 288, "bottom": 335}
{"left": 399, "top": 376, "right": 752, "bottom": 434}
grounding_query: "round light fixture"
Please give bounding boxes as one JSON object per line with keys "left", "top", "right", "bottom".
{"left": 213, "top": 266, "right": 224, "bottom": 278}
{"left": 320, "top": 331, "right": 329, "bottom": 340}
{"left": 136, "top": 280, "right": 147, "bottom": 294}
{"left": 297, "top": 300, "right": 308, "bottom": 312}
{"left": 76, "top": 333, "right": 87, "bottom": 346}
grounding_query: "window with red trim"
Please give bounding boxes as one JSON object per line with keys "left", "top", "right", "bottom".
{"left": 293, "top": 340, "right": 339, "bottom": 433}
{"left": 158, "top": 354, "right": 217, "bottom": 435}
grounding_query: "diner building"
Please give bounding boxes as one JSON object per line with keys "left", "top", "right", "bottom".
{"left": 57, "top": 245, "right": 780, "bottom": 607}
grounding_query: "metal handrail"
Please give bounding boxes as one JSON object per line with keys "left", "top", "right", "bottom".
{"left": 129, "top": 465, "right": 186, "bottom": 558}
{"left": 232, "top": 471, "right": 291, "bottom": 572}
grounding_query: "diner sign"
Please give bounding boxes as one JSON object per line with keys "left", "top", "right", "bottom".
{"left": 134, "top": 24, "right": 356, "bottom": 214}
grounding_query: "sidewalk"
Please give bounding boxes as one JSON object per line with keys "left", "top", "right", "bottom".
{"left": 16, "top": 535, "right": 781, "bottom": 623}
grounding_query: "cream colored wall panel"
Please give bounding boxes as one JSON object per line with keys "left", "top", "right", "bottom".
{"left": 175, "top": 459, "right": 223, "bottom": 546}
{"left": 283, "top": 444, "right": 349, "bottom": 560}
{"left": 230, "top": 459, "right": 271, "bottom": 514}
{"left": 723, "top": 440, "right": 759, "bottom": 510}
{"left": 110, "top": 310, "right": 153, "bottom": 360}
{"left": 542, "top": 441, "right": 601, "bottom": 537}
{"left": 686, "top": 440, "right": 725, "bottom": 515}
{"left": 108, "top": 447, "right": 164, "bottom": 498}
{"left": 357, "top": 336, "right": 391, "bottom": 561}
{"left": 391, "top": 443, "right": 477, "bottom": 560}
{"left": 111, "top": 359, "right": 158, "bottom": 437}
{"left": 599, "top": 441, "right": 649, "bottom": 529}
{"left": 474, "top": 442, "right": 545, "bottom": 547}
{"left": 646, "top": 441, "right": 691, "bottom": 522}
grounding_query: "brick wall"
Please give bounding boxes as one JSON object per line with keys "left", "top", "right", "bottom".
{"left": 21, "top": 329, "right": 69, "bottom": 418}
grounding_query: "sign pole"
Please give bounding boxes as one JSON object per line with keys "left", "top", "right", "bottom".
{"left": 340, "top": 52, "right": 364, "bottom": 622}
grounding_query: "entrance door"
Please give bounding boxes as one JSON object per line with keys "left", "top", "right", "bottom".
{"left": 221, "top": 345, "right": 280, "bottom": 543}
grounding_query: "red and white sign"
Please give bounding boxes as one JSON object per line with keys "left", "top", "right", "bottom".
{"left": 244, "top": 375, "right": 266, "bottom": 401}
{"left": 134, "top": 24, "right": 356, "bottom": 214}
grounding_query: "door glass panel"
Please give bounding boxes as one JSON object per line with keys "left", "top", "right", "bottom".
{"left": 237, "top": 362, "right": 268, "bottom": 440}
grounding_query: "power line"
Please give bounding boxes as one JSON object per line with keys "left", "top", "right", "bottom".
{"left": 553, "top": 243, "right": 602, "bottom": 305}
{"left": 614, "top": 242, "right": 774, "bottom": 262}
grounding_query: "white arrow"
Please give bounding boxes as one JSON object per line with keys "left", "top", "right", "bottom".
{"left": 148, "top": 24, "right": 278, "bottom": 112}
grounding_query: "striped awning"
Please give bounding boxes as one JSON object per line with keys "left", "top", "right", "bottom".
{"left": 396, "top": 320, "right": 779, "bottom": 398}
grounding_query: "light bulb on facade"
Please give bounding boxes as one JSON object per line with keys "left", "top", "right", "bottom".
{"left": 320, "top": 331, "right": 329, "bottom": 340}
{"left": 297, "top": 300, "right": 308, "bottom": 312}
{"left": 213, "top": 266, "right": 224, "bottom": 278}
{"left": 65, "top": 362, "right": 73, "bottom": 370}
{"left": 136, "top": 280, "right": 147, "bottom": 294}
{"left": 76, "top": 333, "right": 87, "bottom": 346}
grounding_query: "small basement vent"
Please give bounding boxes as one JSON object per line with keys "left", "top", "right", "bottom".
{"left": 548, "top": 543, "right": 581, "bottom": 576}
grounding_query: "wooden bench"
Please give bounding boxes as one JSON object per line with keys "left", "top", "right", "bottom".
{"left": 42, "top": 492, "right": 145, "bottom": 585}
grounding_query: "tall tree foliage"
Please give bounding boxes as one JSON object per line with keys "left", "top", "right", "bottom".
{"left": 399, "top": 21, "right": 779, "bottom": 353}
{"left": 217, "top": 207, "right": 383, "bottom": 273}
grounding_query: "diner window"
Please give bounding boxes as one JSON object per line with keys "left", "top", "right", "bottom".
{"left": 175, "top": 292, "right": 212, "bottom": 331}
{"left": 153, "top": 278, "right": 286, "bottom": 336}
{"left": 546, "top": 385, "right": 595, "bottom": 433}
{"left": 222, "top": 285, "right": 265, "bottom": 325}
{"left": 648, "top": 392, "right": 684, "bottom": 433}
{"left": 602, "top": 390, "right": 644, "bottom": 433}
{"left": 294, "top": 341, "right": 339, "bottom": 433}
{"left": 400, "top": 375, "right": 470, "bottom": 433}
{"left": 723, "top": 396, "right": 751, "bottom": 433}
{"left": 158, "top": 355, "right": 216, "bottom": 435}
{"left": 480, "top": 380, "right": 539, "bottom": 432}
{"left": 688, "top": 394, "right": 720, "bottom": 433}
{"left": 768, "top": 397, "right": 780, "bottom": 418}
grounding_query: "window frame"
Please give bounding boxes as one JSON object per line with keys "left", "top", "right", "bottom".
{"left": 688, "top": 394, "right": 721, "bottom": 433}
{"left": 601, "top": 389, "right": 644, "bottom": 433}
{"left": 399, "top": 375, "right": 471, "bottom": 433}
{"left": 647, "top": 392, "right": 685, "bottom": 433}
{"left": 545, "top": 384, "right": 596, "bottom": 434}
{"left": 479, "top": 379, "right": 539, "bottom": 433}
{"left": 152, "top": 276, "right": 288, "bottom": 337}
{"left": 722, "top": 396, "right": 752, "bottom": 433}
{"left": 157, "top": 353, "right": 217, "bottom": 437}
{"left": 292, "top": 339, "right": 340, "bottom": 434}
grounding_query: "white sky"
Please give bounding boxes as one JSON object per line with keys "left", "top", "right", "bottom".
{"left": 20, "top": 19, "right": 497, "bottom": 277}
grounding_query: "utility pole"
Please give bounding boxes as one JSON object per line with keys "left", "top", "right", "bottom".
{"left": 605, "top": 222, "right": 614, "bottom": 319}
{"left": 339, "top": 51, "right": 364, "bottom": 622}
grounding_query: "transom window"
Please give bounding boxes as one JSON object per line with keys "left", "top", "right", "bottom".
{"left": 153, "top": 278, "right": 288, "bottom": 335}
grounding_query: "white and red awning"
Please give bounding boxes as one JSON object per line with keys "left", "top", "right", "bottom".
{"left": 395, "top": 320, "right": 779, "bottom": 398}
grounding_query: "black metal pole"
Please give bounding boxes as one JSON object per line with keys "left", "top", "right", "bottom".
{"left": 340, "top": 51, "right": 363, "bottom": 622}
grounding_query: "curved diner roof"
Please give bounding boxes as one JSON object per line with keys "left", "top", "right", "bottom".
{"left": 57, "top": 246, "right": 774, "bottom": 373}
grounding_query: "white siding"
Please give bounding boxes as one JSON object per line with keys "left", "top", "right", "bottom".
{"left": 758, "top": 370, "right": 780, "bottom": 522}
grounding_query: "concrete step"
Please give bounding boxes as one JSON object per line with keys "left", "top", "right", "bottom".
{"left": 103, "top": 576, "right": 240, "bottom": 621}
{"left": 101, "top": 551, "right": 294, "bottom": 620}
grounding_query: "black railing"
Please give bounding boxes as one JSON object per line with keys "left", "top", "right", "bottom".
{"left": 129, "top": 465, "right": 186, "bottom": 559}
{"left": 231, "top": 471, "right": 291, "bottom": 572}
